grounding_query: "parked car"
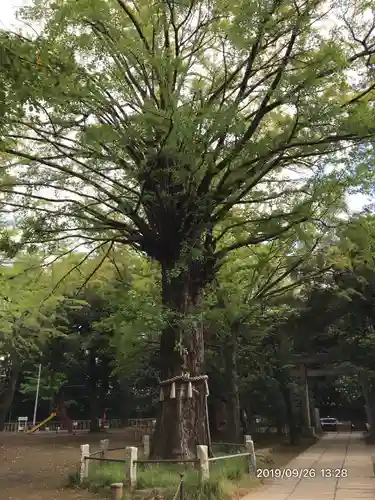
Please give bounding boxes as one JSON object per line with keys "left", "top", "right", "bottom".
{"left": 320, "top": 417, "right": 338, "bottom": 431}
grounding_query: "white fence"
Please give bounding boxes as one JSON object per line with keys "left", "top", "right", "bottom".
{"left": 3, "top": 417, "right": 156, "bottom": 433}
{"left": 79, "top": 434, "right": 257, "bottom": 487}
{"left": 3, "top": 418, "right": 123, "bottom": 432}
{"left": 127, "top": 418, "right": 154, "bottom": 427}
{"left": 206, "top": 435, "right": 256, "bottom": 479}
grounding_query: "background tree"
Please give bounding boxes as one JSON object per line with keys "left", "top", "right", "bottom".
{"left": 203, "top": 221, "right": 335, "bottom": 441}
{"left": 0, "top": 255, "right": 65, "bottom": 429}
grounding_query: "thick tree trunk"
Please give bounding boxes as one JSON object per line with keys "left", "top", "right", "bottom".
{"left": 90, "top": 417, "right": 101, "bottom": 433}
{"left": 0, "top": 354, "right": 19, "bottom": 432}
{"left": 89, "top": 390, "right": 101, "bottom": 432}
{"left": 87, "top": 352, "right": 101, "bottom": 432}
{"left": 0, "top": 410, "right": 6, "bottom": 432}
{"left": 280, "top": 382, "right": 298, "bottom": 445}
{"left": 361, "top": 372, "right": 375, "bottom": 439}
{"left": 224, "top": 325, "right": 241, "bottom": 442}
{"left": 55, "top": 392, "right": 73, "bottom": 433}
{"left": 151, "top": 264, "right": 210, "bottom": 459}
{"left": 240, "top": 408, "right": 249, "bottom": 435}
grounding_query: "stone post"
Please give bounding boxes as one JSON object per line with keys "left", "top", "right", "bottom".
{"left": 110, "top": 482, "right": 123, "bottom": 500}
{"left": 244, "top": 435, "right": 256, "bottom": 475}
{"left": 125, "top": 446, "right": 138, "bottom": 489}
{"left": 361, "top": 373, "right": 375, "bottom": 436}
{"left": 197, "top": 445, "right": 209, "bottom": 483}
{"left": 300, "top": 364, "right": 314, "bottom": 436}
{"left": 79, "top": 444, "right": 90, "bottom": 484}
{"left": 100, "top": 439, "right": 109, "bottom": 462}
{"left": 314, "top": 408, "right": 323, "bottom": 434}
{"left": 365, "top": 405, "right": 371, "bottom": 430}
{"left": 142, "top": 435, "right": 150, "bottom": 458}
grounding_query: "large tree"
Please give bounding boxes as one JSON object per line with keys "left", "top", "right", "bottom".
{"left": 1, "top": 0, "right": 375, "bottom": 456}
{"left": 206, "top": 223, "right": 335, "bottom": 441}
{"left": 0, "top": 256, "right": 64, "bottom": 429}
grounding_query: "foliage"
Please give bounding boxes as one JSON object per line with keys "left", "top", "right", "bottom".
{"left": 0, "top": 256, "right": 64, "bottom": 356}
{"left": 334, "top": 375, "right": 363, "bottom": 404}
{"left": 0, "top": 254, "right": 70, "bottom": 426}
{"left": 288, "top": 215, "right": 375, "bottom": 370}
{"left": 20, "top": 366, "right": 67, "bottom": 403}
{"left": 0, "top": 0, "right": 374, "bottom": 276}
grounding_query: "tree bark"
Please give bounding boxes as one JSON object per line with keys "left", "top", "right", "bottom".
{"left": 279, "top": 381, "right": 298, "bottom": 445}
{"left": 223, "top": 324, "right": 241, "bottom": 442}
{"left": 0, "top": 353, "right": 19, "bottom": 432}
{"left": 361, "top": 372, "right": 375, "bottom": 439}
{"left": 87, "top": 352, "right": 101, "bottom": 433}
{"left": 55, "top": 392, "right": 73, "bottom": 433}
{"left": 90, "top": 416, "right": 101, "bottom": 433}
{"left": 151, "top": 262, "right": 210, "bottom": 459}
{"left": 0, "top": 409, "right": 6, "bottom": 432}
{"left": 240, "top": 408, "right": 249, "bottom": 435}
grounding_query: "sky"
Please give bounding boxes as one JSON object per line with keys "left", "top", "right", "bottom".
{"left": 1, "top": 0, "right": 373, "bottom": 214}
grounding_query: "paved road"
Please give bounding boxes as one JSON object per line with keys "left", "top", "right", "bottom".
{"left": 244, "top": 432, "right": 375, "bottom": 500}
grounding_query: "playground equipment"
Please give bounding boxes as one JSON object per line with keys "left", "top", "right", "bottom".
{"left": 25, "top": 381, "right": 77, "bottom": 435}
{"left": 26, "top": 412, "right": 57, "bottom": 434}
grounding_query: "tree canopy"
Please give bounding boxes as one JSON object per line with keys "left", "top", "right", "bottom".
{"left": 1, "top": 0, "right": 374, "bottom": 263}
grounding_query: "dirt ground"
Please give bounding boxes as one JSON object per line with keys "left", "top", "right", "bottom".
{"left": 0, "top": 430, "right": 314, "bottom": 500}
{"left": 0, "top": 429, "right": 140, "bottom": 500}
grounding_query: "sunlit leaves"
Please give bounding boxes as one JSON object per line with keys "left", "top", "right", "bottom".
{"left": 0, "top": 0, "right": 373, "bottom": 266}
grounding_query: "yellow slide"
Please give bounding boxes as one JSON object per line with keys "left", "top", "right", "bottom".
{"left": 26, "top": 412, "right": 57, "bottom": 434}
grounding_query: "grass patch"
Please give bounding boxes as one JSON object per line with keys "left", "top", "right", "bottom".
{"left": 79, "top": 453, "right": 266, "bottom": 499}
{"left": 71, "top": 437, "right": 316, "bottom": 499}
{"left": 67, "top": 471, "right": 80, "bottom": 488}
